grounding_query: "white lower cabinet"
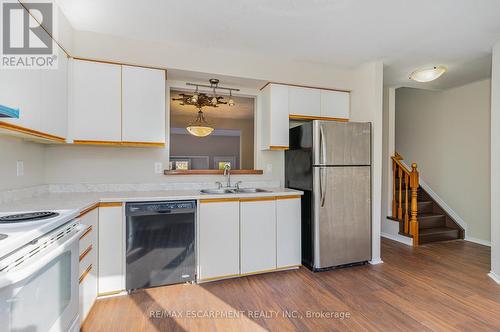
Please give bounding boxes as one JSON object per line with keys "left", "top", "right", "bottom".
{"left": 78, "top": 207, "right": 98, "bottom": 324}
{"left": 198, "top": 199, "right": 240, "bottom": 280}
{"left": 276, "top": 197, "right": 302, "bottom": 268}
{"left": 240, "top": 198, "right": 277, "bottom": 274}
{"left": 98, "top": 204, "right": 125, "bottom": 294}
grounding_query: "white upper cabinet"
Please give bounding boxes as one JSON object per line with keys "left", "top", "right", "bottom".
{"left": 260, "top": 83, "right": 289, "bottom": 150}
{"left": 40, "top": 51, "right": 68, "bottom": 138}
{"left": 288, "top": 86, "right": 321, "bottom": 117}
{"left": 121, "top": 66, "right": 165, "bottom": 143}
{"left": 71, "top": 59, "right": 122, "bottom": 142}
{"left": 0, "top": 68, "right": 41, "bottom": 131}
{"left": 320, "top": 90, "right": 350, "bottom": 119}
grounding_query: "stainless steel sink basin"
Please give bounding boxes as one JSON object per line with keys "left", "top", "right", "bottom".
{"left": 200, "top": 188, "right": 271, "bottom": 194}
{"left": 235, "top": 188, "right": 271, "bottom": 193}
{"left": 200, "top": 189, "right": 235, "bottom": 194}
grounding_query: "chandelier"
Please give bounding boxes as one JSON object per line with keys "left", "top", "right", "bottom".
{"left": 172, "top": 79, "right": 240, "bottom": 137}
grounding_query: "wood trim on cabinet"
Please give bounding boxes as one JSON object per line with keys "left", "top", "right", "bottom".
{"left": 289, "top": 114, "right": 349, "bottom": 122}
{"left": 199, "top": 198, "right": 241, "bottom": 203}
{"left": 79, "top": 245, "right": 93, "bottom": 262}
{"left": 98, "top": 290, "right": 125, "bottom": 297}
{"left": 198, "top": 273, "right": 241, "bottom": 282}
{"left": 72, "top": 57, "right": 168, "bottom": 76}
{"left": 99, "top": 202, "right": 123, "bottom": 208}
{"left": 79, "top": 225, "right": 93, "bottom": 241}
{"left": 260, "top": 81, "right": 351, "bottom": 93}
{"left": 79, "top": 264, "right": 92, "bottom": 284}
{"left": 269, "top": 146, "right": 289, "bottom": 151}
{"left": 164, "top": 169, "right": 264, "bottom": 175}
{"left": 73, "top": 140, "right": 165, "bottom": 147}
{"left": 78, "top": 203, "right": 99, "bottom": 218}
{"left": 276, "top": 195, "right": 302, "bottom": 200}
{"left": 0, "top": 121, "right": 66, "bottom": 143}
{"left": 239, "top": 196, "right": 277, "bottom": 202}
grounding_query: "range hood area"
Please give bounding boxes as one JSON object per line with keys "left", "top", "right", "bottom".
{"left": 0, "top": 105, "right": 19, "bottom": 118}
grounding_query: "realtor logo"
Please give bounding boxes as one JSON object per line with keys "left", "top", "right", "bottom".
{"left": 1, "top": 1, "right": 57, "bottom": 69}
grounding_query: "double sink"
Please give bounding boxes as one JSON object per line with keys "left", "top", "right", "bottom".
{"left": 200, "top": 188, "right": 271, "bottom": 194}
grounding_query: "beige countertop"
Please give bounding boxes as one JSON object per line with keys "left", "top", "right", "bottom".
{"left": 0, "top": 188, "right": 303, "bottom": 214}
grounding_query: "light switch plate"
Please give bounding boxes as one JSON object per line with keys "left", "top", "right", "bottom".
{"left": 16, "top": 161, "right": 24, "bottom": 177}
{"left": 154, "top": 162, "right": 163, "bottom": 174}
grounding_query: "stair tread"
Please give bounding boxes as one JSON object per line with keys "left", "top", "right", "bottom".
{"left": 418, "top": 213, "right": 445, "bottom": 218}
{"left": 419, "top": 227, "right": 458, "bottom": 235}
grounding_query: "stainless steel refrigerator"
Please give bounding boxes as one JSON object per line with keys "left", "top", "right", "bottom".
{"left": 285, "top": 121, "right": 371, "bottom": 271}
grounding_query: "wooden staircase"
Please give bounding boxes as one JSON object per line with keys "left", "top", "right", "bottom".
{"left": 390, "top": 154, "right": 464, "bottom": 246}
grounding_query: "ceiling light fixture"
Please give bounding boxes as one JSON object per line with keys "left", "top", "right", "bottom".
{"left": 409, "top": 66, "right": 447, "bottom": 82}
{"left": 172, "top": 79, "right": 240, "bottom": 137}
{"left": 186, "top": 108, "right": 214, "bottom": 137}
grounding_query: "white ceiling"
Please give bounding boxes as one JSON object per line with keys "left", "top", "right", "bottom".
{"left": 57, "top": 0, "right": 500, "bottom": 89}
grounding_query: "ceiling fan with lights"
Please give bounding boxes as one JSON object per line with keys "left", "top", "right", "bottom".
{"left": 172, "top": 79, "right": 240, "bottom": 137}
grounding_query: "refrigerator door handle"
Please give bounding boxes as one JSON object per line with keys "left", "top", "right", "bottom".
{"left": 320, "top": 167, "right": 326, "bottom": 207}
{"left": 320, "top": 125, "right": 327, "bottom": 165}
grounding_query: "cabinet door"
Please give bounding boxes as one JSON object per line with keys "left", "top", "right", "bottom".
{"left": 98, "top": 204, "right": 124, "bottom": 294}
{"left": 288, "top": 86, "right": 320, "bottom": 117}
{"left": 276, "top": 197, "right": 301, "bottom": 268}
{"left": 240, "top": 199, "right": 276, "bottom": 274}
{"left": 261, "top": 83, "right": 289, "bottom": 149}
{"left": 0, "top": 68, "right": 41, "bottom": 130}
{"left": 320, "top": 90, "right": 350, "bottom": 119}
{"left": 71, "top": 60, "right": 121, "bottom": 142}
{"left": 198, "top": 200, "right": 240, "bottom": 280}
{"left": 79, "top": 208, "right": 98, "bottom": 323}
{"left": 40, "top": 49, "right": 68, "bottom": 139}
{"left": 122, "top": 66, "right": 165, "bottom": 143}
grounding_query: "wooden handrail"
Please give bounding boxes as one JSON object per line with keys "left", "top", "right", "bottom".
{"left": 391, "top": 153, "right": 419, "bottom": 246}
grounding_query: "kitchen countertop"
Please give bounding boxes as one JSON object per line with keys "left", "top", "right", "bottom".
{"left": 0, "top": 188, "right": 303, "bottom": 214}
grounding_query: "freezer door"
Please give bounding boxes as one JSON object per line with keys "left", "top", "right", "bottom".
{"left": 313, "top": 121, "right": 371, "bottom": 166}
{"left": 313, "top": 166, "right": 371, "bottom": 268}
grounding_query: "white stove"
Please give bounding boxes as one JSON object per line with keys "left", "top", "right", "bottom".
{"left": 0, "top": 209, "right": 79, "bottom": 258}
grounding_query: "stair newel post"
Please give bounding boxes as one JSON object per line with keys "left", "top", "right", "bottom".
{"left": 398, "top": 167, "right": 403, "bottom": 220}
{"left": 404, "top": 173, "right": 409, "bottom": 234}
{"left": 392, "top": 160, "right": 397, "bottom": 219}
{"left": 410, "top": 163, "right": 419, "bottom": 246}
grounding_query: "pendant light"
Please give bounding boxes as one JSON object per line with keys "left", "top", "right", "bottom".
{"left": 228, "top": 90, "right": 235, "bottom": 107}
{"left": 186, "top": 109, "right": 214, "bottom": 137}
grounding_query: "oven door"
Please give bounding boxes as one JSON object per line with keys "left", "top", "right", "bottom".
{"left": 0, "top": 224, "right": 84, "bottom": 332}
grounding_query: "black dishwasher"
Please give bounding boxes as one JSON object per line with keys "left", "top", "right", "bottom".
{"left": 125, "top": 201, "right": 196, "bottom": 290}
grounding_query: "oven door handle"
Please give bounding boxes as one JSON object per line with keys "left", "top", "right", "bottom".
{"left": 0, "top": 224, "right": 85, "bottom": 289}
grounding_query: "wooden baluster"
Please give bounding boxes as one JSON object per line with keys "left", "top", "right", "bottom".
{"left": 398, "top": 167, "right": 403, "bottom": 220}
{"left": 410, "top": 163, "right": 419, "bottom": 246}
{"left": 392, "top": 160, "right": 397, "bottom": 219}
{"left": 404, "top": 173, "right": 409, "bottom": 234}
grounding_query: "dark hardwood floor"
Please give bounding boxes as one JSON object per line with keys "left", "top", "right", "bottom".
{"left": 82, "top": 239, "right": 500, "bottom": 331}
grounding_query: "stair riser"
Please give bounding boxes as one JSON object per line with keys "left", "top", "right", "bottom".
{"left": 420, "top": 229, "right": 459, "bottom": 244}
{"left": 399, "top": 201, "right": 434, "bottom": 214}
{"left": 419, "top": 216, "right": 446, "bottom": 229}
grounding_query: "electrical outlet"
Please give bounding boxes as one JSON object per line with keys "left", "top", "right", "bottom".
{"left": 154, "top": 162, "right": 163, "bottom": 174}
{"left": 16, "top": 161, "right": 24, "bottom": 177}
{"left": 266, "top": 163, "right": 273, "bottom": 173}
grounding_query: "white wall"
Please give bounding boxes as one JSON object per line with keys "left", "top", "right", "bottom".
{"left": 395, "top": 80, "right": 491, "bottom": 243}
{"left": 0, "top": 137, "right": 46, "bottom": 191}
{"left": 490, "top": 42, "right": 500, "bottom": 283}
{"left": 351, "top": 61, "right": 384, "bottom": 264}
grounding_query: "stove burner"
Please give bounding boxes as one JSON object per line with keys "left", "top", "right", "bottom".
{"left": 0, "top": 211, "right": 60, "bottom": 224}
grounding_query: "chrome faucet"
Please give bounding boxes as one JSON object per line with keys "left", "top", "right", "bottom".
{"left": 223, "top": 164, "right": 231, "bottom": 188}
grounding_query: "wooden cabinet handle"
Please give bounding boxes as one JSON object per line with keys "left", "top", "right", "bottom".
{"left": 79, "top": 264, "right": 92, "bottom": 284}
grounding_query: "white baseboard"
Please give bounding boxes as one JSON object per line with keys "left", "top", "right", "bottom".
{"left": 400, "top": 161, "right": 468, "bottom": 232}
{"left": 381, "top": 232, "right": 413, "bottom": 246}
{"left": 465, "top": 236, "right": 491, "bottom": 247}
{"left": 369, "top": 258, "right": 383, "bottom": 265}
{"left": 488, "top": 271, "right": 500, "bottom": 284}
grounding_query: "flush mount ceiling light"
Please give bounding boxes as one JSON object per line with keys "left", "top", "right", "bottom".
{"left": 185, "top": 108, "right": 214, "bottom": 137}
{"left": 409, "top": 66, "right": 447, "bottom": 82}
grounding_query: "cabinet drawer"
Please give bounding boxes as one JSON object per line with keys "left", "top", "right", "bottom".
{"left": 79, "top": 243, "right": 96, "bottom": 276}
{"left": 79, "top": 225, "right": 96, "bottom": 255}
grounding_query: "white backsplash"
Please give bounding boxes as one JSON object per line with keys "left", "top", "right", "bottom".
{"left": 0, "top": 180, "right": 281, "bottom": 204}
